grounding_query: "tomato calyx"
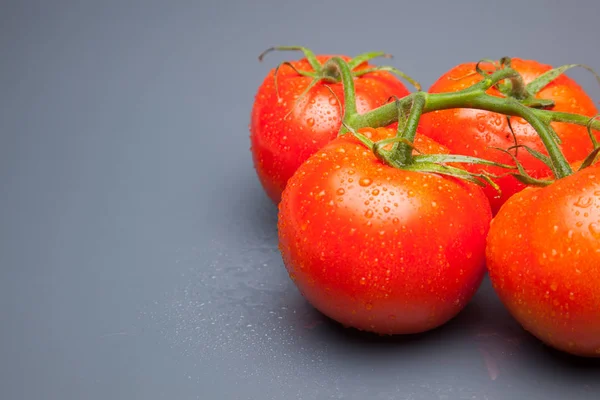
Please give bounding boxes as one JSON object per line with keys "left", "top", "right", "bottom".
{"left": 258, "top": 46, "right": 421, "bottom": 113}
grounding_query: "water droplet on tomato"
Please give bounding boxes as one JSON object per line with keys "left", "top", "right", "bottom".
{"left": 589, "top": 223, "right": 600, "bottom": 238}
{"left": 348, "top": 170, "right": 355, "bottom": 175}
{"left": 329, "top": 97, "right": 338, "bottom": 105}
{"left": 477, "top": 123, "right": 486, "bottom": 133}
{"left": 550, "top": 282, "right": 558, "bottom": 291}
{"left": 372, "top": 189, "right": 380, "bottom": 196}
{"left": 476, "top": 113, "right": 487, "bottom": 120}
{"left": 392, "top": 217, "right": 399, "bottom": 224}
{"left": 364, "top": 209, "right": 374, "bottom": 218}
{"left": 359, "top": 178, "right": 372, "bottom": 187}
{"left": 336, "top": 188, "right": 345, "bottom": 195}
{"left": 359, "top": 277, "right": 366, "bottom": 285}
{"left": 574, "top": 196, "right": 593, "bottom": 208}
{"left": 365, "top": 303, "right": 373, "bottom": 310}
{"left": 306, "top": 118, "right": 315, "bottom": 127}
{"left": 569, "top": 292, "right": 575, "bottom": 300}
{"left": 383, "top": 206, "right": 390, "bottom": 213}
{"left": 494, "top": 115, "right": 502, "bottom": 126}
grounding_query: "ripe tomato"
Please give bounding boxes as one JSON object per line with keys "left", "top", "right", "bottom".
{"left": 278, "top": 127, "right": 492, "bottom": 334}
{"left": 486, "top": 163, "right": 600, "bottom": 357}
{"left": 250, "top": 55, "right": 411, "bottom": 203}
{"left": 419, "top": 58, "right": 599, "bottom": 214}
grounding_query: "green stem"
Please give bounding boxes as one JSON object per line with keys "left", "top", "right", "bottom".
{"left": 394, "top": 92, "right": 426, "bottom": 164}
{"left": 322, "top": 57, "right": 359, "bottom": 121}
{"left": 358, "top": 88, "right": 577, "bottom": 178}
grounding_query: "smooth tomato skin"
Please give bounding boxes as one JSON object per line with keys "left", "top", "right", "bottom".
{"left": 486, "top": 163, "right": 600, "bottom": 357}
{"left": 419, "top": 58, "right": 599, "bottom": 215}
{"left": 250, "top": 55, "right": 411, "bottom": 203}
{"left": 278, "top": 128, "right": 492, "bottom": 334}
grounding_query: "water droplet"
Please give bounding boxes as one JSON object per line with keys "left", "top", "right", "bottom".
{"left": 364, "top": 209, "right": 374, "bottom": 218}
{"left": 392, "top": 217, "right": 399, "bottom": 224}
{"left": 359, "top": 277, "right": 366, "bottom": 285}
{"left": 306, "top": 118, "right": 315, "bottom": 127}
{"left": 329, "top": 97, "right": 338, "bottom": 105}
{"left": 476, "top": 113, "right": 486, "bottom": 120}
{"left": 576, "top": 221, "right": 583, "bottom": 227}
{"left": 551, "top": 282, "right": 558, "bottom": 291}
{"left": 359, "top": 178, "right": 372, "bottom": 187}
{"left": 589, "top": 223, "right": 600, "bottom": 238}
{"left": 383, "top": 206, "right": 390, "bottom": 213}
{"left": 336, "top": 147, "right": 346, "bottom": 153}
{"left": 372, "top": 189, "right": 380, "bottom": 196}
{"left": 336, "top": 188, "right": 345, "bottom": 195}
{"left": 477, "top": 123, "right": 486, "bottom": 133}
{"left": 569, "top": 292, "right": 575, "bottom": 300}
{"left": 574, "top": 197, "right": 593, "bottom": 208}
{"left": 348, "top": 170, "right": 355, "bottom": 175}
{"left": 567, "top": 229, "right": 574, "bottom": 239}
{"left": 431, "top": 201, "right": 437, "bottom": 207}
{"left": 365, "top": 303, "right": 373, "bottom": 310}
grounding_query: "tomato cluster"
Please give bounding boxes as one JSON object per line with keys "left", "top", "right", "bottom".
{"left": 250, "top": 49, "right": 600, "bottom": 357}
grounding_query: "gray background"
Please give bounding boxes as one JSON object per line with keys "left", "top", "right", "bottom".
{"left": 2, "top": 0, "right": 600, "bottom": 399}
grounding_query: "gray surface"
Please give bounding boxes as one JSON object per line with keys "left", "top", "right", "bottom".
{"left": 1, "top": 0, "right": 600, "bottom": 399}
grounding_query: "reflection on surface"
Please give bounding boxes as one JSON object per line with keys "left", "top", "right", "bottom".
{"left": 143, "top": 185, "right": 600, "bottom": 400}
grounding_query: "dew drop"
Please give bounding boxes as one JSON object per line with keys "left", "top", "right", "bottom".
{"left": 336, "top": 188, "right": 345, "bottom": 195}
{"left": 392, "top": 217, "right": 399, "bottom": 224}
{"left": 329, "top": 97, "right": 338, "bottom": 105}
{"left": 359, "top": 277, "right": 366, "bottom": 285}
{"left": 306, "top": 118, "right": 315, "bottom": 127}
{"left": 383, "top": 206, "right": 390, "bottom": 213}
{"left": 589, "top": 222, "right": 600, "bottom": 238}
{"left": 365, "top": 303, "right": 373, "bottom": 310}
{"left": 372, "top": 189, "right": 380, "bottom": 196}
{"left": 364, "top": 209, "right": 374, "bottom": 218}
{"left": 359, "top": 178, "right": 373, "bottom": 187}
{"left": 574, "top": 197, "right": 593, "bottom": 208}
{"left": 550, "top": 282, "right": 558, "bottom": 291}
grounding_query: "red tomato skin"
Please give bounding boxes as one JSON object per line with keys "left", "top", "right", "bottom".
{"left": 278, "top": 128, "right": 492, "bottom": 335}
{"left": 486, "top": 163, "right": 600, "bottom": 357}
{"left": 419, "top": 58, "right": 599, "bottom": 215}
{"left": 250, "top": 55, "right": 411, "bottom": 203}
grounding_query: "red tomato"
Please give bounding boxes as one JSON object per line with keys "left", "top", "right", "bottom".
{"left": 250, "top": 55, "right": 411, "bottom": 203}
{"left": 278, "top": 127, "right": 492, "bottom": 335}
{"left": 486, "top": 163, "right": 600, "bottom": 357}
{"left": 419, "top": 58, "right": 599, "bottom": 214}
